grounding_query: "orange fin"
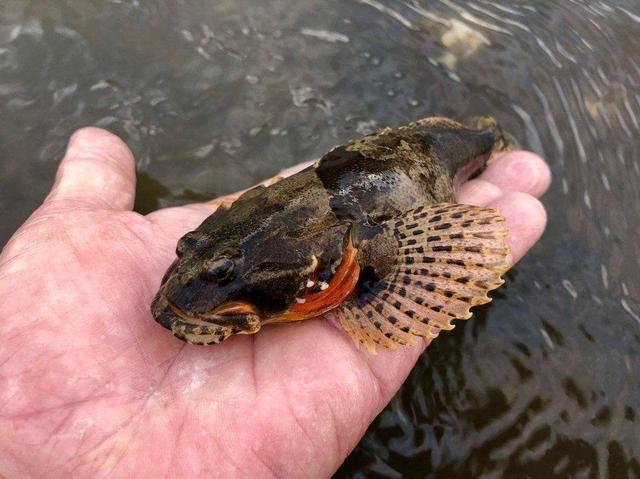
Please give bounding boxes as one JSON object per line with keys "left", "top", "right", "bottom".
{"left": 336, "top": 203, "right": 510, "bottom": 353}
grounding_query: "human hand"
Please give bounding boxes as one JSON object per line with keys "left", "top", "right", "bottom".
{"left": 0, "top": 128, "right": 550, "bottom": 477}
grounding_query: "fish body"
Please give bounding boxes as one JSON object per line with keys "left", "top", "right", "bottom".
{"left": 151, "top": 117, "right": 512, "bottom": 351}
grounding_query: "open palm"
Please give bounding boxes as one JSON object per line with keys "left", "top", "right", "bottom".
{"left": 0, "top": 128, "right": 549, "bottom": 477}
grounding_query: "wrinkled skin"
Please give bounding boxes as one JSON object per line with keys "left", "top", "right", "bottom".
{"left": 0, "top": 128, "right": 549, "bottom": 478}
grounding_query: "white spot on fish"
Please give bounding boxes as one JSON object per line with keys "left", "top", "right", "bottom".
{"left": 320, "top": 282, "right": 329, "bottom": 291}
{"left": 295, "top": 297, "right": 306, "bottom": 304}
{"left": 306, "top": 280, "right": 315, "bottom": 288}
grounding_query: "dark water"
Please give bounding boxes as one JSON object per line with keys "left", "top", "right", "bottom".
{"left": 2, "top": 1, "right": 639, "bottom": 477}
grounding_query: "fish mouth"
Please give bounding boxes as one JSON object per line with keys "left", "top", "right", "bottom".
{"left": 263, "top": 235, "right": 360, "bottom": 324}
{"left": 453, "top": 152, "right": 491, "bottom": 192}
{"left": 151, "top": 294, "right": 262, "bottom": 345}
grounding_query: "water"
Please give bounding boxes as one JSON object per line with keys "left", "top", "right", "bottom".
{"left": 1, "top": 1, "right": 639, "bottom": 476}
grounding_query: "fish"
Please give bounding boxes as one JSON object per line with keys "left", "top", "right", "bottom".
{"left": 151, "top": 116, "right": 513, "bottom": 353}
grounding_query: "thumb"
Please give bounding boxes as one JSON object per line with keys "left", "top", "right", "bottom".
{"left": 46, "top": 127, "right": 136, "bottom": 211}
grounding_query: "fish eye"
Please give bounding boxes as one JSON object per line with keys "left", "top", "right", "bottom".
{"left": 200, "top": 257, "right": 235, "bottom": 283}
{"left": 176, "top": 232, "right": 200, "bottom": 257}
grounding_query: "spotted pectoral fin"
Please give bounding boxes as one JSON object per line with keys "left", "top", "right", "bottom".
{"left": 333, "top": 203, "right": 510, "bottom": 354}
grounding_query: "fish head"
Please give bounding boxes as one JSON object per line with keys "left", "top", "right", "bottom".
{"left": 151, "top": 222, "right": 359, "bottom": 345}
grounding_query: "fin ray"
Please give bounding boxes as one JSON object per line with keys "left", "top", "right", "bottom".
{"left": 335, "top": 203, "right": 510, "bottom": 352}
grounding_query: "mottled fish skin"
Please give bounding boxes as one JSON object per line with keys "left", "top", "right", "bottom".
{"left": 151, "top": 116, "right": 512, "bottom": 346}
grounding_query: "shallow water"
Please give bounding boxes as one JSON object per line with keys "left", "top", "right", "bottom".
{"left": 1, "top": 0, "right": 639, "bottom": 476}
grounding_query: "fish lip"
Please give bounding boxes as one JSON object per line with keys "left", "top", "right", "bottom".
{"left": 169, "top": 299, "right": 260, "bottom": 326}
{"left": 207, "top": 301, "right": 261, "bottom": 320}
{"left": 151, "top": 293, "right": 181, "bottom": 330}
{"left": 151, "top": 293, "right": 262, "bottom": 335}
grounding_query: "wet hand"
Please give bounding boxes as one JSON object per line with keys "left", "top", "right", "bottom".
{"left": 0, "top": 128, "right": 550, "bottom": 477}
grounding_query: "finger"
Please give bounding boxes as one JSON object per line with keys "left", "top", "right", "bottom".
{"left": 488, "top": 191, "right": 547, "bottom": 265}
{"left": 483, "top": 151, "right": 551, "bottom": 197}
{"left": 456, "top": 150, "right": 550, "bottom": 206}
{"left": 456, "top": 178, "right": 503, "bottom": 207}
{"left": 277, "top": 159, "right": 315, "bottom": 177}
{"left": 146, "top": 203, "right": 219, "bottom": 239}
{"left": 46, "top": 127, "right": 136, "bottom": 211}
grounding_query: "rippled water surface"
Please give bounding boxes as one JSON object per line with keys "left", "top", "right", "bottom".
{"left": 2, "top": 0, "right": 640, "bottom": 476}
